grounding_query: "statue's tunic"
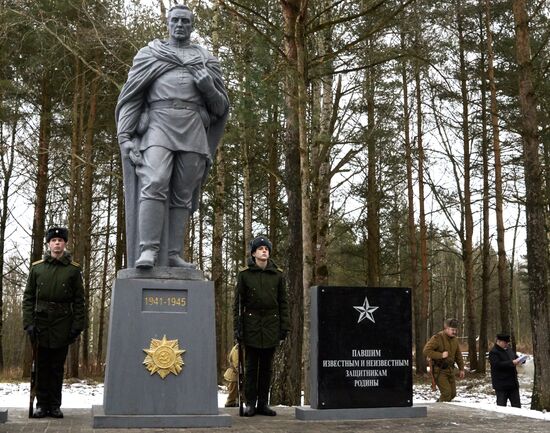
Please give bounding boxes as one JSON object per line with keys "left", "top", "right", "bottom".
{"left": 143, "top": 52, "right": 209, "bottom": 156}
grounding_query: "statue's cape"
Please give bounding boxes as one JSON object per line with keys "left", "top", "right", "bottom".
{"left": 115, "top": 40, "right": 229, "bottom": 267}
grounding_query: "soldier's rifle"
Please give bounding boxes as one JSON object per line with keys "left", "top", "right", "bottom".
{"left": 428, "top": 358, "right": 436, "bottom": 391}
{"left": 237, "top": 293, "right": 244, "bottom": 417}
{"left": 28, "top": 337, "right": 38, "bottom": 418}
{"left": 28, "top": 289, "right": 40, "bottom": 418}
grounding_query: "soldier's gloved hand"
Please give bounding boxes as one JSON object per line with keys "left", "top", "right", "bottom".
{"left": 68, "top": 329, "right": 82, "bottom": 344}
{"left": 25, "top": 325, "right": 39, "bottom": 342}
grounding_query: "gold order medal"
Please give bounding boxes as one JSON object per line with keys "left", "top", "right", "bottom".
{"left": 143, "top": 335, "right": 186, "bottom": 379}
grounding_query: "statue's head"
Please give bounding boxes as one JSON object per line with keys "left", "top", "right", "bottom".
{"left": 167, "top": 5, "right": 194, "bottom": 42}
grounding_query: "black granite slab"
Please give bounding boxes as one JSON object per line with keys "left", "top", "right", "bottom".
{"left": 311, "top": 286, "right": 412, "bottom": 409}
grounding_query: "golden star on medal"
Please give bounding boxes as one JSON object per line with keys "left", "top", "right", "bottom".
{"left": 143, "top": 335, "right": 186, "bottom": 379}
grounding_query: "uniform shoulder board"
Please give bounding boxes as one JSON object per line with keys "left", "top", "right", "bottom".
{"left": 71, "top": 261, "right": 81, "bottom": 267}
{"left": 239, "top": 265, "right": 249, "bottom": 272}
{"left": 31, "top": 259, "right": 44, "bottom": 266}
{"left": 276, "top": 266, "right": 284, "bottom": 273}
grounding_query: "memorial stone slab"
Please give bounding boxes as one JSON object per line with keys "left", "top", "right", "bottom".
{"left": 296, "top": 286, "right": 426, "bottom": 420}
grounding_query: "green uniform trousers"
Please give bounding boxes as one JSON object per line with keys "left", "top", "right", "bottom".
{"left": 435, "top": 367, "right": 457, "bottom": 402}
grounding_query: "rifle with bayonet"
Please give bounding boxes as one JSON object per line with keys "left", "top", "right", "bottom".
{"left": 237, "top": 293, "right": 244, "bottom": 417}
{"left": 28, "top": 332, "right": 38, "bottom": 418}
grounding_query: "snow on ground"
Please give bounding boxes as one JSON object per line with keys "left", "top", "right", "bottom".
{"left": 1, "top": 361, "right": 548, "bottom": 421}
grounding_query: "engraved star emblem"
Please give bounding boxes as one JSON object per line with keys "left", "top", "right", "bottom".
{"left": 353, "top": 296, "right": 379, "bottom": 323}
{"left": 143, "top": 335, "right": 185, "bottom": 379}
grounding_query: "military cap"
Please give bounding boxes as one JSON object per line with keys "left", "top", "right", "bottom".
{"left": 496, "top": 333, "right": 511, "bottom": 342}
{"left": 46, "top": 226, "right": 69, "bottom": 242}
{"left": 444, "top": 318, "right": 459, "bottom": 328}
{"left": 250, "top": 235, "right": 272, "bottom": 255}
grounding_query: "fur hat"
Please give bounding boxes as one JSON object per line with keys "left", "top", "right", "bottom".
{"left": 46, "top": 227, "right": 69, "bottom": 242}
{"left": 496, "top": 333, "right": 511, "bottom": 342}
{"left": 250, "top": 236, "right": 272, "bottom": 255}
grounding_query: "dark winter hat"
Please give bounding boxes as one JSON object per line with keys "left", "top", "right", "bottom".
{"left": 444, "top": 318, "right": 459, "bottom": 328}
{"left": 250, "top": 236, "right": 272, "bottom": 255}
{"left": 496, "top": 333, "right": 511, "bottom": 342}
{"left": 46, "top": 227, "right": 69, "bottom": 242}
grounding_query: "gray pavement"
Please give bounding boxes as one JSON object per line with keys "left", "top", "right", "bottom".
{"left": 1, "top": 404, "right": 548, "bottom": 433}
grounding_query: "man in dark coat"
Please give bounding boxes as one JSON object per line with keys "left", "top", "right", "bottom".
{"left": 233, "top": 236, "right": 290, "bottom": 417}
{"left": 22, "top": 227, "right": 86, "bottom": 418}
{"left": 115, "top": 4, "right": 229, "bottom": 269}
{"left": 489, "top": 333, "right": 522, "bottom": 408}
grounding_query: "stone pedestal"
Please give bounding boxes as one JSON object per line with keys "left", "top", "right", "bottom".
{"left": 297, "top": 286, "right": 426, "bottom": 421}
{"left": 92, "top": 270, "right": 230, "bottom": 428}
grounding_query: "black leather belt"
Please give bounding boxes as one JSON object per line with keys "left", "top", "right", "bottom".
{"left": 149, "top": 99, "right": 204, "bottom": 112}
{"left": 37, "top": 300, "right": 72, "bottom": 310}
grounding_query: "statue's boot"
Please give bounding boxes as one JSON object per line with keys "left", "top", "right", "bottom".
{"left": 168, "top": 207, "right": 195, "bottom": 268}
{"left": 135, "top": 200, "right": 164, "bottom": 269}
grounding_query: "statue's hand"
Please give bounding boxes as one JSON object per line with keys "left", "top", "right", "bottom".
{"left": 121, "top": 139, "right": 143, "bottom": 166}
{"left": 121, "top": 140, "right": 134, "bottom": 153}
{"left": 192, "top": 67, "right": 216, "bottom": 94}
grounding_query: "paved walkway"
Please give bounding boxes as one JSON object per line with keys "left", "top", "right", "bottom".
{"left": 1, "top": 404, "right": 548, "bottom": 432}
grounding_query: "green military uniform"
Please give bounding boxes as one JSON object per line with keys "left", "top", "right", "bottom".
{"left": 423, "top": 330, "right": 464, "bottom": 402}
{"left": 234, "top": 257, "right": 290, "bottom": 412}
{"left": 23, "top": 251, "right": 86, "bottom": 413}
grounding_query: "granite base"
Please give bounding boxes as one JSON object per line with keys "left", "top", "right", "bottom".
{"left": 295, "top": 405, "right": 427, "bottom": 421}
{"left": 92, "top": 405, "right": 231, "bottom": 428}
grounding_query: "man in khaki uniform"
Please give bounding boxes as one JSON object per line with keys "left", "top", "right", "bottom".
{"left": 223, "top": 344, "right": 239, "bottom": 407}
{"left": 423, "top": 318, "right": 465, "bottom": 402}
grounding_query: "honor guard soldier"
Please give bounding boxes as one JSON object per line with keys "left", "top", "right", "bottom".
{"left": 23, "top": 227, "right": 86, "bottom": 418}
{"left": 233, "top": 236, "right": 290, "bottom": 417}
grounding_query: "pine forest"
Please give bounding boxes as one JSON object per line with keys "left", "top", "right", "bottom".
{"left": 0, "top": 0, "right": 549, "bottom": 411}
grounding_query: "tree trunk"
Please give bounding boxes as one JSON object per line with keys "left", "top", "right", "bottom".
{"left": 210, "top": 2, "right": 227, "bottom": 381}
{"left": 96, "top": 156, "right": 114, "bottom": 371}
{"left": 68, "top": 56, "right": 82, "bottom": 256}
{"left": 269, "top": 0, "right": 305, "bottom": 407}
{"left": 478, "top": 2, "right": 490, "bottom": 373}
{"left": 0, "top": 113, "right": 17, "bottom": 372}
{"left": 512, "top": 0, "right": 550, "bottom": 411}
{"left": 457, "top": 0, "right": 478, "bottom": 371}
{"left": 30, "top": 74, "right": 52, "bottom": 262}
{"left": 212, "top": 141, "right": 226, "bottom": 380}
{"left": 401, "top": 32, "right": 421, "bottom": 374}
{"left": 415, "top": 55, "right": 429, "bottom": 374}
{"left": 485, "top": 0, "right": 512, "bottom": 338}
{"left": 365, "top": 56, "right": 380, "bottom": 286}
{"left": 311, "top": 4, "right": 336, "bottom": 286}
{"left": 267, "top": 105, "right": 280, "bottom": 249}
{"left": 292, "top": 2, "right": 314, "bottom": 405}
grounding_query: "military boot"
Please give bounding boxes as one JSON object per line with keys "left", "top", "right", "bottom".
{"left": 167, "top": 208, "right": 195, "bottom": 268}
{"left": 135, "top": 200, "right": 164, "bottom": 269}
